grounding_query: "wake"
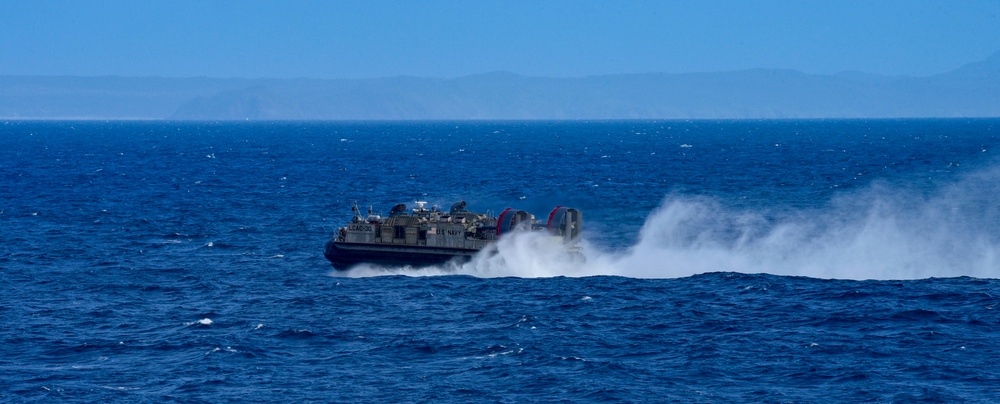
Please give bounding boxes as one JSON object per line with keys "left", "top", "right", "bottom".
{"left": 336, "top": 166, "right": 1000, "bottom": 280}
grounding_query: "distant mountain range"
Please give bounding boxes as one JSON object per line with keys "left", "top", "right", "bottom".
{"left": 2, "top": 52, "right": 999, "bottom": 120}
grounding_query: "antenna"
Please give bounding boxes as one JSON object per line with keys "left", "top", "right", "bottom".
{"left": 351, "top": 201, "right": 363, "bottom": 221}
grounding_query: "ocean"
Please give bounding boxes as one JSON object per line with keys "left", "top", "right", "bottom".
{"left": 2, "top": 119, "right": 999, "bottom": 402}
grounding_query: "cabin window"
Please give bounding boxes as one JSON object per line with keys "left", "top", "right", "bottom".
{"left": 394, "top": 226, "right": 406, "bottom": 239}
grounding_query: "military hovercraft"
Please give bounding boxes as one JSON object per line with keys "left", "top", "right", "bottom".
{"left": 324, "top": 201, "right": 582, "bottom": 270}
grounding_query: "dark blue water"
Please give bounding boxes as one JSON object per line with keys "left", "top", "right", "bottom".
{"left": 3, "top": 119, "right": 1000, "bottom": 402}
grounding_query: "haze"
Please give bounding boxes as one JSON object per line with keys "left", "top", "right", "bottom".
{"left": 3, "top": 0, "right": 999, "bottom": 79}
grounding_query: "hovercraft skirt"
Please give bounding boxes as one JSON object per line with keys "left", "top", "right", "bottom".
{"left": 325, "top": 240, "right": 480, "bottom": 270}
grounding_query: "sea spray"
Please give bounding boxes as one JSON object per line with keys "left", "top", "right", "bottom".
{"left": 623, "top": 165, "right": 1000, "bottom": 279}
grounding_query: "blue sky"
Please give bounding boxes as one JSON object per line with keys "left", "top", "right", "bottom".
{"left": 2, "top": 0, "right": 999, "bottom": 79}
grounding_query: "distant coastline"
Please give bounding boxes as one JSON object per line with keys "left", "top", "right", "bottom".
{"left": 2, "top": 52, "right": 998, "bottom": 121}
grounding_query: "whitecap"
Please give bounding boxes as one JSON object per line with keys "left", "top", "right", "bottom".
{"left": 100, "top": 386, "right": 140, "bottom": 391}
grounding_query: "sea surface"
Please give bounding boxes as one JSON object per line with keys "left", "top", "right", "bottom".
{"left": 2, "top": 119, "right": 1000, "bottom": 402}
